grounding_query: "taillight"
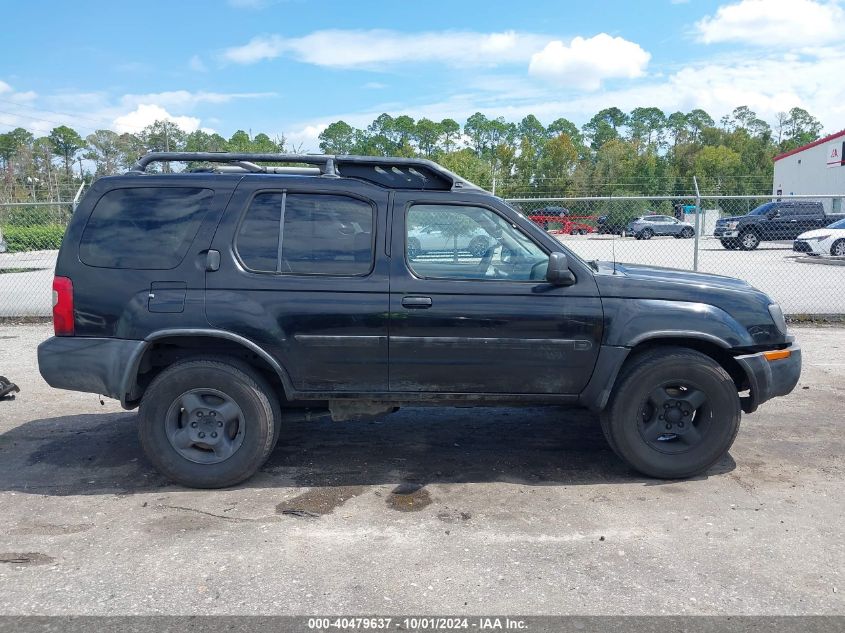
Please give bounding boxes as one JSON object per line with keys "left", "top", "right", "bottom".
{"left": 52, "top": 276, "right": 74, "bottom": 336}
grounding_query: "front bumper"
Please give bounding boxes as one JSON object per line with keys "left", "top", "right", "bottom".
{"left": 38, "top": 336, "right": 146, "bottom": 405}
{"left": 714, "top": 227, "right": 739, "bottom": 238}
{"left": 734, "top": 343, "right": 802, "bottom": 413}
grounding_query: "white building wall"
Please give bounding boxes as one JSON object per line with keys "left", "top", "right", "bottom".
{"left": 772, "top": 135, "right": 845, "bottom": 214}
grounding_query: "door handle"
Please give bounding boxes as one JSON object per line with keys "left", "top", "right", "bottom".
{"left": 205, "top": 250, "right": 220, "bottom": 272}
{"left": 402, "top": 296, "right": 432, "bottom": 309}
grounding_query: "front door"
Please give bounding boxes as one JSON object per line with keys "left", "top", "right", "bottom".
{"left": 388, "top": 194, "right": 603, "bottom": 394}
{"left": 206, "top": 180, "right": 390, "bottom": 393}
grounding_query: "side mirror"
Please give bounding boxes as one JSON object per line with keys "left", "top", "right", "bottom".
{"left": 767, "top": 210, "right": 780, "bottom": 219}
{"left": 546, "top": 252, "right": 576, "bottom": 286}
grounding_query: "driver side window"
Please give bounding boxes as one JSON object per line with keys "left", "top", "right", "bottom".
{"left": 406, "top": 204, "right": 548, "bottom": 281}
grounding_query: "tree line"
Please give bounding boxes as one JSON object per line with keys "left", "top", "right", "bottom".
{"left": 0, "top": 105, "right": 825, "bottom": 203}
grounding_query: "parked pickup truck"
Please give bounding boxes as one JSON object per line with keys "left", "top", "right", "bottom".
{"left": 714, "top": 200, "right": 845, "bottom": 250}
{"left": 38, "top": 152, "right": 801, "bottom": 488}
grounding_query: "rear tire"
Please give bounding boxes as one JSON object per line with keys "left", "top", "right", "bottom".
{"left": 139, "top": 359, "right": 278, "bottom": 488}
{"left": 681, "top": 227, "right": 694, "bottom": 239}
{"left": 600, "top": 347, "right": 741, "bottom": 479}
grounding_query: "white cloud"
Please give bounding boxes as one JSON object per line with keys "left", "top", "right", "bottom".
{"left": 528, "top": 34, "right": 651, "bottom": 90}
{"left": 696, "top": 0, "right": 845, "bottom": 47}
{"left": 221, "top": 30, "right": 551, "bottom": 68}
{"left": 112, "top": 104, "right": 201, "bottom": 133}
{"left": 119, "top": 90, "right": 273, "bottom": 109}
{"left": 188, "top": 55, "right": 208, "bottom": 72}
{"left": 0, "top": 80, "right": 12, "bottom": 94}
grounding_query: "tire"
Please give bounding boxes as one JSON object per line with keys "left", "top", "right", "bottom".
{"left": 600, "top": 347, "right": 741, "bottom": 479}
{"left": 720, "top": 239, "right": 739, "bottom": 250}
{"left": 407, "top": 237, "right": 421, "bottom": 260}
{"left": 638, "top": 229, "right": 653, "bottom": 240}
{"left": 681, "top": 227, "right": 694, "bottom": 239}
{"left": 831, "top": 239, "right": 845, "bottom": 257}
{"left": 468, "top": 236, "right": 490, "bottom": 257}
{"left": 738, "top": 230, "right": 760, "bottom": 250}
{"left": 139, "top": 359, "right": 279, "bottom": 488}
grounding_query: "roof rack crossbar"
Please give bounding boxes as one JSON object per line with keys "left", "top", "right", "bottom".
{"left": 130, "top": 152, "right": 339, "bottom": 176}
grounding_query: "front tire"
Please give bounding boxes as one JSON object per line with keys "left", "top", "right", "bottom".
{"left": 600, "top": 347, "right": 741, "bottom": 479}
{"left": 638, "top": 228, "right": 653, "bottom": 240}
{"left": 720, "top": 239, "right": 739, "bottom": 250}
{"left": 738, "top": 230, "right": 760, "bottom": 250}
{"left": 831, "top": 239, "right": 845, "bottom": 257}
{"left": 139, "top": 359, "right": 278, "bottom": 488}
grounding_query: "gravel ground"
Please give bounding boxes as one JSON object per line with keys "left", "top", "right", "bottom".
{"left": 0, "top": 324, "right": 843, "bottom": 615}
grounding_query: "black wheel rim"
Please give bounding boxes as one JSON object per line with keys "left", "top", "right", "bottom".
{"left": 164, "top": 388, "right": 246, "bottom": 464}
{"left": 637, "top": 383, "right": 711, "bottom": 454}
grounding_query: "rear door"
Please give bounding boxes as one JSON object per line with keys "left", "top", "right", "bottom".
{"left": 388, "top": 192, "right": 603, "bottom": 395}
{"left": 205, "top": 177, "right": 390, "bottom": 393}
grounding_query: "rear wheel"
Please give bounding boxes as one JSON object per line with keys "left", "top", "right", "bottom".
{"left": 139, "top": 359, "right": 279, "bottom": 488}
{"left": 681, "top": 227, "right": 694, "bottom": 239}
{"left": 738, "top": 230, "right": 760, "bottom": 250}
{"left": 831, "top": 239, "right": 845, "bottom": 257}
{"left": 600, "top": 348, "right": 741, "bottom": 479}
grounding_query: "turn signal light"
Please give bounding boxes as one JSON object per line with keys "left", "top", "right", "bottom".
{"left": 763, "top": 349, "right": 791, "bottom": 362}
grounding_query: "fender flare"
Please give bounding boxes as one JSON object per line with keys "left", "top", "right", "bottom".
{"left": 120, "top": 328, "right": 294, "bottom": 407}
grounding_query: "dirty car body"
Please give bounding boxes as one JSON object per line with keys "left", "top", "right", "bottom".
{"left": 38, "top": 153, "right": 801, "bottom": 488}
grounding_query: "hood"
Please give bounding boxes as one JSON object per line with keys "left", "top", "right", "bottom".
{"left": 715, "top": 215, "right": 749, "bottom": 223}
{"left": 593, "top": 261, "right": 782, "bottom": 346}
{"left": 797, "top": 228, "right": 835, "bottom": 240}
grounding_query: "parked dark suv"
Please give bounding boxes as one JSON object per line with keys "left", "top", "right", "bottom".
{"left": 39, "top": 153, "right": 801, "bottom": 488}
{"left": 714, "top": 200, "right": 845, "bottom": 250}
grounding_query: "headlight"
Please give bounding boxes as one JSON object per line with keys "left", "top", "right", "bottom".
{"left": 805, "top": 234, "right": 830, "bottom": 242}
{"left": 726, "top": 221, "right": 739, "bottom": 229}
{"left": 768, "top": 303, "right": 787, "bottom": 335}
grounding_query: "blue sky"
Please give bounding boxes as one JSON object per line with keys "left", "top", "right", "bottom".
{"left": 2, "top": 0, "right": 844, "bottom": 150}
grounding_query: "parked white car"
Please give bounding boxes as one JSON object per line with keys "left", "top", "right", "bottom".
{"left": 407, "top": 224, "right": 493, "bottom": 258}
{"left": 793, "top": 218, "right": 845, "bottom": 256}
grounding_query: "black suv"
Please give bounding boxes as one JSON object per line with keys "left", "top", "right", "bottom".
{"left": 39, "top": 153, "right": 801, "bottom": 488}
{"left": 714, "top": 200, "right": 845, "bottom": 250}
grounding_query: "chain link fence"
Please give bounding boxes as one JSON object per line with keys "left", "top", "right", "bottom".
{"left": 507, "top": 194, "right": 845, "bottom": 315}
{"left": 0, "top": 202, "right": 71, "bottom": 317}
{"left": 1, "top": 194, "right": 843, "bottom": 318}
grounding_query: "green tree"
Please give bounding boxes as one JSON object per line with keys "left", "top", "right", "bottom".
{"left": 48, "top": 125, "right": 86, "bottom": 179}
{"left": 414, "top": 118, "right": 442, "bottom": 157}
{"left": 84, "top": 129, "right": 126, "bottom": 176}
{"left": 318, "top": 121, "right": 357, "bottom": 154}
{"left": 439, "top": 118, "right": 461, "bottom": 152}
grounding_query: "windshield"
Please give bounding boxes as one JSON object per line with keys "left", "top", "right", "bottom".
{"left": 828, "top": 218, "right": 845, "bottom": 229}
{"left": 748, "top": 202, "right": 776, "bottom": 216}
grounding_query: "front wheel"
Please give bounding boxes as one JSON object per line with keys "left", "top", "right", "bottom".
{"left": 600, "top": 347, "right": 741, "bottom": 479}
{"left": 638, "top": 229, "right": 653, "bottom": 240}
{"left": 831, "top": 239, "right": 845, "bottom": 257}
{"left": 139, "top": 359, "right": 279, "bottom": 488}
{"left": 738, "top": 230, "right": 760, "bottom": 250}
{"left": 720, "top": 239, "right": 739, "bottom": 250}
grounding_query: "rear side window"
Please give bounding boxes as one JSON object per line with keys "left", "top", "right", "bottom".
{"left": 235, "top": 192, "right": 374, "bottom": 276}
{"left": 79, "top": 187, "right": 213, "bottom": 269}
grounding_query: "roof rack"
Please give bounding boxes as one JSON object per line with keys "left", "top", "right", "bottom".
{"left": 128, "top": 152, "right": 481, "bottom": 191}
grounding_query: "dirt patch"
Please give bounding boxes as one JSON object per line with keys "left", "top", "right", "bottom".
{"left": 276, "top": 485, "right": 366, "bottom": 517}
{"left": 386, "top": 483, "right": 432, "bottom": 512}
{"left": 0, "top": 552, "right": 55, "bottom": 566}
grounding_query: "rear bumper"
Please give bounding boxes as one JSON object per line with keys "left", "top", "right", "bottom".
{"left": 37, "top": 336, "right": 145, "bottom": 404}
{"left": 735, "top": 343, "right": 802, "bottom": 413}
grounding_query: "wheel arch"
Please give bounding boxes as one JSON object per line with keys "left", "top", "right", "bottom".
{"left": 121, "top": 329, "right": 294, "bottom": 408}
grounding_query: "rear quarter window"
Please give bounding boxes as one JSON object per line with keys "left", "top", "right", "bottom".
{"left": 79, "top": 187, "right": 213, "bottom": 269}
